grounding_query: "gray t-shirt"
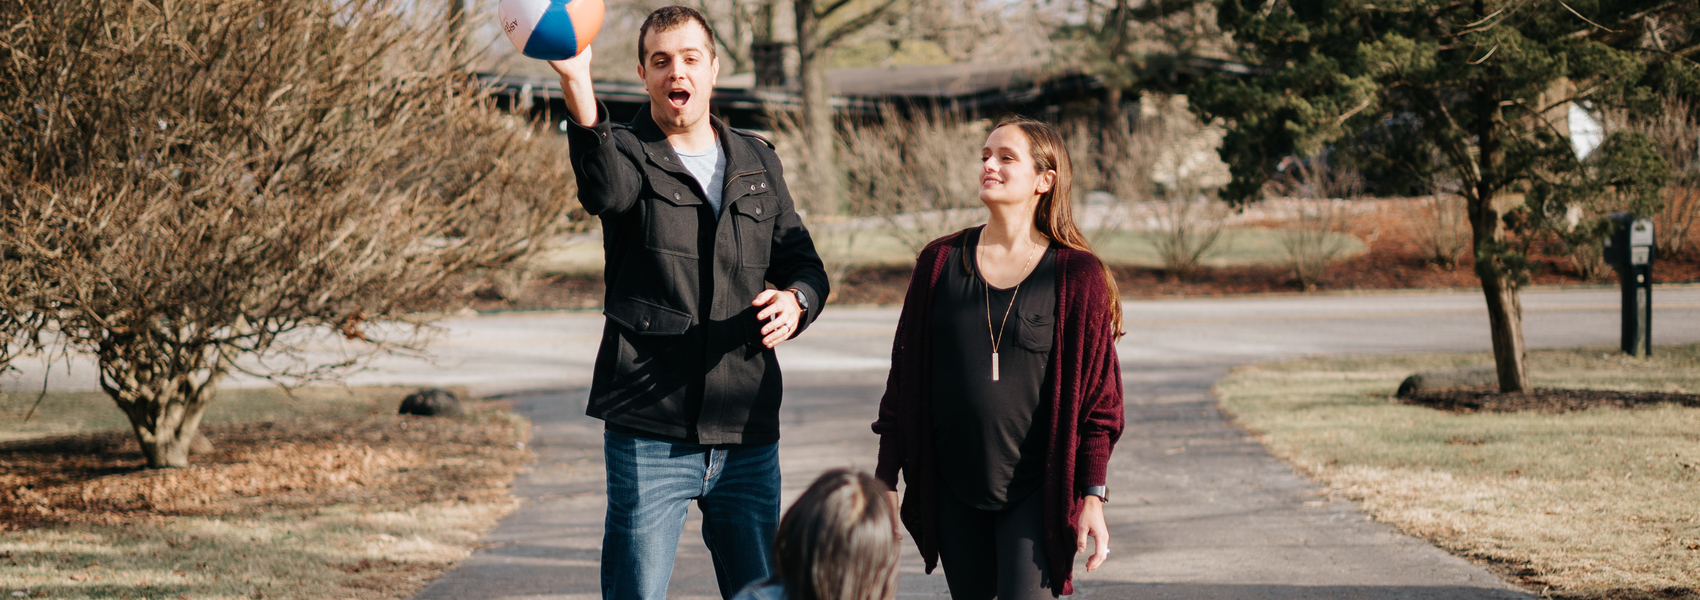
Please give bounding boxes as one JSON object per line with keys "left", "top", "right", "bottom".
{"left": 674, "top": 139, "right": 727, "bottom": 217}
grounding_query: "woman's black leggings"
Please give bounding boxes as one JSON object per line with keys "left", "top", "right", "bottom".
{"left": 935, "top": 487, "right": 1053, "bottom": 600}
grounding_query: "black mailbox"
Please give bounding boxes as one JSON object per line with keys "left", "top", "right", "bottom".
{"left": 1602, "top": 213, "right": 1654, "bottom": 356}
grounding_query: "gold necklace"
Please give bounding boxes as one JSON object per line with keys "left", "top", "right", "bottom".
{"left": 984, "top": 236, "right": 1040, "bottom": 382}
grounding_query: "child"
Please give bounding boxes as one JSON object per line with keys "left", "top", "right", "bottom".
{"left": 735, "top": 469, "right": 901, "bottom": 600}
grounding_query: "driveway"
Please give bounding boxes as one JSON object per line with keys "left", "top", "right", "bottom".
{"left": 400, "top": 285, "right": 1700, "bottom": 600}
{"left": 8, "top": 286, "right": 1695, "bottom": 598}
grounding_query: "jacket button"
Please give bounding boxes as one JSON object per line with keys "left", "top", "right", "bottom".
{"left": 755, "top": 207, "right": 762, "bottom": 215}
{"left": 638, "top": 318, "right": 650, "bottom": 331}
{"left": 761, "top": 182, "right": 767, "bottom": 188}
{"left": 674, "top": 193, "right": 680, "bottom": 200}
{"left": 750, "top": 184, "right": 756, "bottom": 191}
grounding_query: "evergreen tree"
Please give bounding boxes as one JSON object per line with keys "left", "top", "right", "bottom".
{"left": 1192, "top": 0, "right": 1698, "bottom": 392}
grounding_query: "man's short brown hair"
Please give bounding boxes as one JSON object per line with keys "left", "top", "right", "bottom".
{"left": 638, "top": 6, "right": 717, "bottom": 63}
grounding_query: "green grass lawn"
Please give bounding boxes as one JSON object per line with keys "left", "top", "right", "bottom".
{"left": 1214, "top": 344, "right": 1700, "bottom": 599}
{"left": 528, "top": 225, "right": 1365, "bottom": 275}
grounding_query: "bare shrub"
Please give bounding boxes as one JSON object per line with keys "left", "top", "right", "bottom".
{"left": 1147, "top": 102, "right": 1232, "bottom": 278}
{"left": 1273, "top": 161, "right": 1362, "bottom": 289}
{"left": 836, "top": 106, "right": 988, "bottom": 252}
{"left": 1068, "top": 107, "right": 1160, "bottom": 250}
{"left": 1637, "top": 97, "right": 1700, "bottom": 257}
{"left": 766, "top": 111, "right": 866, "bottom": 297}
{"left": 1061, "top": 119, "right": 1106, "bottom": 210}
{"left": 1075, "top": 96, "right": 1230, "bottom": 277}
{"left": 1149, "top": 161, "right": 1230, "bottom": 279}
{"left": 1414, "top": 176, "right": 1471, "bottom": 267}
{"left": 0, "top": 0, "right": 577, "bottom": 468}
{"left": 1098, "top": 107, "right": 1171, "bottom": 210}
{"left": 1565, "top": 239, "right": 1613, "bottom": 282}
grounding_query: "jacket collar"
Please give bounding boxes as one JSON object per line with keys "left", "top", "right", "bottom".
{"left": 627, "top": 102, "right": 765, "bottom": 180}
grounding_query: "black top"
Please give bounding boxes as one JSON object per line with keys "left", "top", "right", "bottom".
{"left": 929, "top": 226, "right": 1058, "bottom": 510}
{"left": 565, "top": 100, "right": 829, "bottom": 446}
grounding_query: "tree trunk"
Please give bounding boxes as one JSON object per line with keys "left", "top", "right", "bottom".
{"left": 1468, "top": 194, "right": 1532, "bottom": 393}
{"left": 103, "top": 354, "right": 223, "bottom": 469}
{"left": 1478, "top": 260, "right": 1531, "bottom": 392}
{"left": 1470, "top": 81, "right": 1532, "bottom": 394}
{"left": 794, "top": 0, "right": 844, "bottom": 214}
{"left": 1099, "top": 86, "right": 1125, "bottom": 194}
{"left": 132, "top": 416, "right": 205, "bottom": 468}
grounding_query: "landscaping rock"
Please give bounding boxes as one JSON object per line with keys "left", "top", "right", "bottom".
{"left": 1395, "top": 366, "right": 1498, "bottom": 397}
{"left": 399, "top": 388, "right": 463, "bottom": 417}
{"left": 189, "top": 431, "right": 215, "bottom": 455}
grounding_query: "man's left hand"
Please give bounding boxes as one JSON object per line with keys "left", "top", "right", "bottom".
{"left": 752, "top": 289, "right": 802, "bottom": 348}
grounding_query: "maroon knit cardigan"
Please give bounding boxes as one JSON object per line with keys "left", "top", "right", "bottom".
{"left": 872, "top": 229, "right": 1125, "bottom": 596}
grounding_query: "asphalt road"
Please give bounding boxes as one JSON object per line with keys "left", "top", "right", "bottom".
{"left": 6, "top": 286, "right": 1698, "bottom": 599}
{"left": 402, "top": 285, "right": 1700, "bottom": 600}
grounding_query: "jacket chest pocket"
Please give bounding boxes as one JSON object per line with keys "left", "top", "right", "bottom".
{"left": 646, "top": 178, "right": 703, "bottom": 258}
{"left": 1012, "top": 312, "right": 1054, "bottom": 354}
{"left": 730, "top": 193, "right": 779, "bottom": 267}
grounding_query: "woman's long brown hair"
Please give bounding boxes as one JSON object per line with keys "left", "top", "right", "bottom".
{"left": 994, "top": 115, "right": 1125, "bottom": 337}
{"left": 772, "top": 469, "right": 900, "bottom": 600}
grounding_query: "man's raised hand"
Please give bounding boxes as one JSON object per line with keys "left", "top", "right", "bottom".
{"left": 548, "top": 46, "right": 597, "bottom": 127}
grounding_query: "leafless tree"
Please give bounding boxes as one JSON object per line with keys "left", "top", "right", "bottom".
{"left": 836, "top": 106, "right": 987, "bottom": 252}
{"left": 1149, "top": 164, "right": 1230, "bottom": 279}
{"left": 0, "top": 0, "right": 578, "bottom": 468}
{"left": 793, "top": 0, "right": 907, "bottom": 213}
{"left": 1046, "top": 0, "right": 1231, "bottom": 139}
{"left": 1073, "top": 95, "right": 1229, "bottom": 278}
{"left": 1414, "top": 175, "right": 1471, "bottom": 267}
{"left": 1273, "top": 161, "right": 1362, "bottom": 290}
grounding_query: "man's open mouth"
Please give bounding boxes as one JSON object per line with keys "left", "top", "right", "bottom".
{"left": 668, "top": 90, "right": 690, "bottom": 109}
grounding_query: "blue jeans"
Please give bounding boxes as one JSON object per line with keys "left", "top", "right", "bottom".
{"left": 601, "top": 431, "right": 780, "bottom": 600}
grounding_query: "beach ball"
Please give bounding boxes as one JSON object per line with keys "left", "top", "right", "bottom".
{"left": 498, "top": 0, "right": 605, "bottom": 61}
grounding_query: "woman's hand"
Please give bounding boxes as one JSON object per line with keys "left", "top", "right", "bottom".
{"left": 886, "top": 490, "right": 902, "bottom": 540}
{"left": 1076, "top": 495, "right": 1109, "bottom": 571}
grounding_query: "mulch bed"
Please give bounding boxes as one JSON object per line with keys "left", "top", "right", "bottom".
{"left": 1400, "top": 388, "right": 1700, "bottom": 414}
{"left": 0, "top": 412, "right": 528, "bottom": 530}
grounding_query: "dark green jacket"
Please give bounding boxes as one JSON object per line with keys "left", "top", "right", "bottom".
{"left": 567, "top": 101, "right": 828, "bottom": 445}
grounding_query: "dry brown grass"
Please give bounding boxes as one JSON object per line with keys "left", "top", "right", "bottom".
{"left": 0, "top": 390, "right": 530, "bottom": 599}
{"left": 1215, "top": 344, "right": 1700, "bottom": 599}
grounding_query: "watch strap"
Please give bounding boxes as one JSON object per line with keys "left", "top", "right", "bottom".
{"left": 1083, "top": 485, "right": 1108, "bottom": 503}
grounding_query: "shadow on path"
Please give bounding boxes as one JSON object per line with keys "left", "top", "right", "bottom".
{"left": 415, "top": 367, "right": 1532, "bottom": 600}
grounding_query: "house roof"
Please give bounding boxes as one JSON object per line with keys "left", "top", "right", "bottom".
{"left": 478, "top": 57, "right": 1254, "bottom": 128}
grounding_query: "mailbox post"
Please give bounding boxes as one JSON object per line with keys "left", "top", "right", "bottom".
{"left": 1602, "top": 213, "right": 1654, "bottom": 357}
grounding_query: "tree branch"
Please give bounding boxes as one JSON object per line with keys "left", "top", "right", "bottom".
{"left": 818, "top": 0, "right": 904, "bottom": 52}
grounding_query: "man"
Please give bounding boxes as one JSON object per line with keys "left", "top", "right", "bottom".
{"left": 548, "top": 6, "right": 829, "bottom": 600}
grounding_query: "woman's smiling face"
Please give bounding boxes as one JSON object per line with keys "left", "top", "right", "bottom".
{"left": 979, "top": 125, "right": 1054, "bottom": 208}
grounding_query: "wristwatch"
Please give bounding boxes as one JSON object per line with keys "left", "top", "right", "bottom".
{"left": 789, "top": 288, "right": 809, "bottom": 312}
{"left": 1083, "top": 486, "right": 1108, "bottom": 503}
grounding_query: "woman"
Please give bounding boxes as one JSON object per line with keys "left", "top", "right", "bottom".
{"left": 733, "top": 468, "right": 901, "bottom": 600}
{"left": 871, "top": 115, "right": 1125, "bottom": 598}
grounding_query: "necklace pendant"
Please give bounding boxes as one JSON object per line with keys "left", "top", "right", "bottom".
{"left": 992, "top": 352, "right": 1000, "bottom": 381}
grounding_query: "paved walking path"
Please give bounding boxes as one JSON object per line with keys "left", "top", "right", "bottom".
{"left": 401, "top": 285, "right": 1700, "bottom": 600}
{"left": 8, "top": 286, "right": 1697, "bottom": 598}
